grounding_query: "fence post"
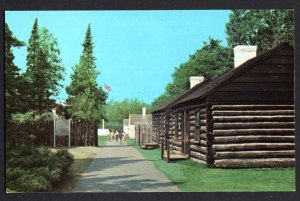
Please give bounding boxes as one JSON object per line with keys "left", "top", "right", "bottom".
{"left": 94, "top": 122, "right": 98, "bottom": 146}
{"left": 69, "top": 119, "right": 71, "bottom": 147}
{"left": 53, "top": 117, "right": 56, "bottom": 147}
{"left": 167, "top": 140, "right": 170, "bottom": 162}
{"left": 161, "top": 139, "right": 164, "bottom": 159}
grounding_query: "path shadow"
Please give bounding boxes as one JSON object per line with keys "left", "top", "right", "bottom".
{"left": 76, "top": 156, "right": 148, "bottom": 173}
{"left": 75, "top": 173, "right": 178, "bottom": 192}
{"left": 100, "top": 145, "right": 129, "bottom": 147}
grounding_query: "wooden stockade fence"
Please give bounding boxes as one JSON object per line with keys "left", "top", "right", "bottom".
{"left": 70, "top": 120, "right": 97, "bottom": 146}
{"left": 136, "top": 122, "right": 157, "bottom": 149}
{"left": 15, "top": 119, "right": 98, "bottom": 147}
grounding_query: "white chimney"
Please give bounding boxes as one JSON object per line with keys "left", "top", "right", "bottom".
{"left": 190, "top": 76, "right": 204, "bottom": 89}
{"left": 234, "top": 45, "right": 257, "bottom": 68}
{"left": 142, "top": 107, "right": 146, "bottom": 116}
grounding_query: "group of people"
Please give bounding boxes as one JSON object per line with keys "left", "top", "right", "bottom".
{"left": 108, "top": 129, "right": 127, "bottom": 144}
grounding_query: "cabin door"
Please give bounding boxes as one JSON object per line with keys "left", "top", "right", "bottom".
{"left": 183, "top": 110, "right": 190, "bottom": 155}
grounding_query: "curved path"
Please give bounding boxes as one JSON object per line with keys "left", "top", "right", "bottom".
{"left": 73, "top": 141, "right": 179, "bottom": 192}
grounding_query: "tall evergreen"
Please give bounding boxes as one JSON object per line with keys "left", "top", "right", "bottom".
{"left": 24, "top": 18, "right": 64, "bottom": 115}
{"left": 66, "top": 24, "right": 107, "bottom": 122}
{"left": 5, "top": 22, "right": 25, "bottom": 119}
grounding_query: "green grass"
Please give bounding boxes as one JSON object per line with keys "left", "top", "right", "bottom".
{"left": 127, "top": 139, "right": 295, "bottom": 192}
{"left": 98, "top": 135, "right": 108, "bottom": 145}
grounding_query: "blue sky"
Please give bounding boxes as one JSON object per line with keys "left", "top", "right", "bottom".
{"left": 5, "top": 10, "right": 230, "bottom": 104}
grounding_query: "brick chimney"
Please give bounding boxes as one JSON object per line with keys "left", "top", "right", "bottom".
{"left": 190, "top": 76, "right": 204, "bottom": 89}
{"left": 234, "top": 45, "right": 257, "bottom": 68}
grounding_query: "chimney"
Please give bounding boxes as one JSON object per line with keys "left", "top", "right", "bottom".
{"left": 142, "top": 107, "right": 146, "bottom": 116}
{"left": 190, "top": 76, "right": 204, "bottom": 89}
{"left": 234, "top": 45, "right": 257, "bottom": 68}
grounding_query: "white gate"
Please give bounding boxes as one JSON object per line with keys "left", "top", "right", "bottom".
{"left": 54, "top": 117, "right": 71, "bottom": 147}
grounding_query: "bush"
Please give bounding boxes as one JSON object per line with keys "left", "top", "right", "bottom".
{"left": 6, "top": 146, "right": 74, "bottom": 192}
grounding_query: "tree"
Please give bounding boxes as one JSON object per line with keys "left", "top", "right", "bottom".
{"left": 226, "top": 9, "right": 294, "bottom": 53}
{"left": 105, "top": 99, "right": 151, "bottom": 130}
{"left": 66, "top": 24, "right": 107, "bottom": 122}
{"left": 24, "top": 18, "right": 65, "bottom": 115}
{"left": 152, "top": 38, "right": 233, "bottom": 110}
{"left": 5, "top": 23, "right": 25, "bottom": 119}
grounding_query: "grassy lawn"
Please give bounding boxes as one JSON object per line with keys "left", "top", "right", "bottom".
{"left": 127, "top": 139, "right": 295, "bottom": 192}
{"left": 98, "top": 135, "right": 108, "bottom": 145}
{"left": 54, "top": 148, "right": 96, "bottom": 192}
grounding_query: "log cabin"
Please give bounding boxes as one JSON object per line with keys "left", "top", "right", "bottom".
{"left": 152, "top": 43, "right": 295, "bottom": 168}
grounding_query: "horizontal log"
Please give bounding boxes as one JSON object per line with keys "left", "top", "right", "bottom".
{"left": 168, "top": 140, "right": 182, "bottom": 146}
{"left": 200, "top": 140, "right": 207, "bottom": 146}
{"left": 215, "top": 150, "right": 295, "bottom": 160}
{"left": 172, "top": 146, "right": 182, "bottom": 152}
{"left": 190, "top": 151, "right": 206, "bottom": 161}
{"left": 189, "top": 111, "right": 196, "bottom": 115}
{"left": 213, "top": 143, "right": 295, "bottom": 151}
{"left": 200, "top": 126, "right": 207, "bottom": 132}
{"left": 190, "top": 157, "right": 207, "bottom": 165}
{"left": 200, "top": 109, "right": 207, "bottom": 114}
{"left": 189, "top": 133, "right": 195, "bottom": 138}
{"left": 214, "top": 136, "right": 295, "bottom": 144}
{"left": 212, "top": 110, "right": 294, "bottom": 116}
{"left": 213, "top": 128, "right": 294, "bottom": 136}
{"left": 200, "top": 114, "right": 207, "bottom": 119}
{"left": 190, "top": 116, "right": 195, "bottom": 120}
{"left": 190, "top": 120, "right": 196, "bottom": 125}
{"left": 190, "top": 144, "right": 207, "bottom": 154}
{"left": 173, "top": 150, "right": 182, "bottom": 154}
{"left": 189, "top": 138, "right": 200, "bottom": 144}
{"left": 190, "top": 126, "right": 196, "bottom": 132}
{"left": 214, "top": 122, "right": 294, "bottom": 129}
{"left": 200, "top": 133, "right": 207, "bottom": 140}
{"left": 213, "top": 115, "right": 294, "bottom": 122}
{"left": 214, "top": 158, "right": 295, "bottom": 168}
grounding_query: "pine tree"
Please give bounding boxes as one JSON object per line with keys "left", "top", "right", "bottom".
{"left": 5, "top": 22, "right": 25, "bottom": 119}
{"left": 66, "top": 24, "right": 107, "bottom": 122}
{"left": 24, "top": 18, "right": 64, "bottom": 115}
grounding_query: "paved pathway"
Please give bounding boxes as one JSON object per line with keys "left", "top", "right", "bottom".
{"left": 73, "top": 141, "right": 179, "bottom": 192}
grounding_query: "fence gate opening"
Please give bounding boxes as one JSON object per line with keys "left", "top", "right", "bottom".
{"left": 54, "top": 117, "right": 71, "bottom": 147}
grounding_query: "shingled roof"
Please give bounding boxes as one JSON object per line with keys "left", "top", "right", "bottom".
{"left": 152, "top": 42, "right": 293, "bottom": 113}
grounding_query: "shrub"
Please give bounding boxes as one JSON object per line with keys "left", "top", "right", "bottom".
{"left": 6, "top": 146, "right": 74, "bottom": 192}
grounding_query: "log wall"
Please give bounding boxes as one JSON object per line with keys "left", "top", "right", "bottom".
{"left": 188, "top": 106, "right": 207, "bottom": 163}
{"left": 209, "top": 104, "right": 295, "bottom": 168}
{"left": 135, "top": 122, "right": 154, "bottom": 147}
{"left": 152, "top": 112, "right": 165, "bottom": 147}
{"left": 169, "top": 112, "right": 183, "bottom": 153}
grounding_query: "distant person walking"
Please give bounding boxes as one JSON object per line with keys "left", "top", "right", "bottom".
{"left": 122, "top": 130, "right": 127, "bottom": 144}
{"left": 115, "top": 130, "right": 120, "bottom": 143}
{"left": 118, "top": 129, "right": 124, "bottom": 145}
{"left": 110, "top": 129, "right": 115, "bottom": 142}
